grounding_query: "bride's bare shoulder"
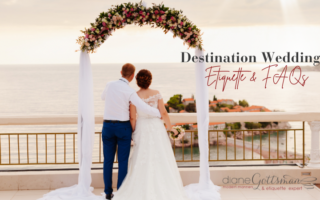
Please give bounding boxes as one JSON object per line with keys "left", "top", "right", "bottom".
{"left": 148, "top": 88, "right": 160, "bottom": 95}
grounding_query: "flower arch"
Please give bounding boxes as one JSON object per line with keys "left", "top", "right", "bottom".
{"left": 74, "top": 2, "right": 220, "bottom": 200}
{"left": 77, "top": 2, "right": 203, "bottom": 53}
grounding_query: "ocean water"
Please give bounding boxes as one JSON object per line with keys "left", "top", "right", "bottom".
{"left": 0, "top": 63, "right": 319, "bottom": 168}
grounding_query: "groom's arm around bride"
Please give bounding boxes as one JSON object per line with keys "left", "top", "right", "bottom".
{"left": 100, "top": 63, "right": 160, "bottom": 199}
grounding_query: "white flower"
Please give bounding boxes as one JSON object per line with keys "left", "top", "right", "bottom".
{"left": 180, "top": 28, "right": 183, "bottom": 32}
{"left": 141, "top": 6, "right": 144, "bottom": 10}
{"left": 165, "top": 11, "right": 168, "bottom": 14}
{"left": 127, "top": 19, "right": 131, "bottom": 22}
{"left": 126, "top": 8, "right": 129, "bottom": 12}
{"left": 150, "top": 10, "right": 153, "bottom": 13}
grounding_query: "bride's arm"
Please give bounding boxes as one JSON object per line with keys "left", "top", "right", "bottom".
{"left": 158, "top": 98, "right": 178, "bottom": 135}
{"left": 129, "top": 103, "right": 137, "bottom": 131}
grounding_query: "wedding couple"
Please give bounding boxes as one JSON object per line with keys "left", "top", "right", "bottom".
{"left": 101, "top": 63, "right": 190, "bottom": 200}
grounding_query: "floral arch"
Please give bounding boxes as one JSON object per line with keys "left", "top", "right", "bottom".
{"left": 75, "top": 2, "right": 217, "bottom": 200}
{"left": 77, "top": 2, "right": 203, "bottom": 53}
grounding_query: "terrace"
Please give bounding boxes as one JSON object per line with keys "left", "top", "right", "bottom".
{"left": 0, "top": 112, "right": 320, "bottom": 199}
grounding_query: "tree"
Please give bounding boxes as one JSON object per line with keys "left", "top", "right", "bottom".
{"left": 177, "top": 104, "right": 185, "bottom": 111}
{"left": 167, "top": 94, "right": 183, "bottom": 110}
{"left": 239, "top": 100, "right": 249, "bottom": 107}
{"left": 213, "top": 107, "right": 220, "bottom": 112}
{"left": 186, "top": 103, "right": 196, "bottom": 112}
{"left": 213, "top": 95, "right": 217, "bottom": 101}
{"left": 165, "top": 105, "right": 169, "bottom": 113}
{"left": 245, "top": 122, "right": 262, "bottom": 129}
{"left": 181, "top": 124, "right": 190, "bottom": 130}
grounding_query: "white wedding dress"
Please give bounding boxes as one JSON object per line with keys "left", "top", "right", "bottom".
{"left": 113, "top": 93, "right": 190, "bottom": 200}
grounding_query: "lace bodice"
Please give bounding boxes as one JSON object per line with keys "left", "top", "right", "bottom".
{"left": 137, "top": 93, "right": 162, "bottom": 118}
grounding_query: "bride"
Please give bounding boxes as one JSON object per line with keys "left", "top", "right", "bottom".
{"left": 113, "top": 69, "right": 190, "bottom": 200}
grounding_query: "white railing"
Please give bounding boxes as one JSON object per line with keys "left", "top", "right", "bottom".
{"left": 1, "top": 112, "right": 320, "bottom": 168}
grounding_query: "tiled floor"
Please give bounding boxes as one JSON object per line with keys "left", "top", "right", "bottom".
{"left": 1, "top": 185, "right": 320, "bottom": 200}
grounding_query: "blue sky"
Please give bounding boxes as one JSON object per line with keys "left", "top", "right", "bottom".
{"left": 0, "top": 0, "right": 319, "bottom": 64}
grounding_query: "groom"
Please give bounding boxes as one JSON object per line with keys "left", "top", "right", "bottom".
{"left": 101, "top": 63, "right": 161, "bottom": 199}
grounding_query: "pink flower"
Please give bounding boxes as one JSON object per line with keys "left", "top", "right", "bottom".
{"left": 157, "top": 17, "right": 163, "bottom": 22}
{"left": 108, "top": 13, "right": 111, "bottom": 17}
{"left": 147, "top": 12, "right": 150, "bottom": 15}
{"left": 171, "top": 26, "right": 174, "bottom": 29}
{"left": 102, "top": 22, "right": 106, "bottom": 26}
{"left": 154, "top": 10, "right": 159, "bottom": 15}
{"left": 89, "top": 35, "right": 93, "bottom": 38}
{"left": 101, "top": 34, "right": 104, "bottom": 37}
{"left": 91, "top": 28, "right": 95, "bottom": 31}
{"left": 171, "top": 16, "right": 175, "bottom": 21}
{"left": 188, "top": 27, "right": 191, "bottom": 31}
{"left": 126, "top": 13, "right": 131, "bottom": 18}
{"left": 85, "top": 34, "right": 89, "bottom": 38}
{"left": 130, "top": 8, "right": 134, "bottom": 11}
{"left": 150, "top": 19, "right": 152, "bottom": 21}
{"left": 179, "top": 33, "right": 183, "bottom": 36}
{"left": 160, "top": 10, "right": 165, "bottom": 14}
{"left": 195, "top": 35, "right": 198, "bottom": 38}
{"left": 139, "top": 11, "right": 143, "bottom": 15}
{"left": 124, "top": 10, "right": 127, "bottom": 14}
{"left": 180, "top": 22, "right": 183, "bottom": 26}
{"left": 188, "top": 40, "right": 191, "bottom": 43}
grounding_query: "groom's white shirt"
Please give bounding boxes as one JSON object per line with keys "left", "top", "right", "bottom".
{"left": 101, "top": 77, "right": 161, "bottom": 121}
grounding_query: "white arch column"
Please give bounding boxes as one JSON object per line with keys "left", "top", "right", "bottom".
{"left": 308, "top": 121, "right": 320, "bottom": 168}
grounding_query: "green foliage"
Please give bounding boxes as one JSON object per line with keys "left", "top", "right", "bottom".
{"left": 220, "top": 104, "right": 234, "bottom": 109}
{"left": 185, "top": 103, "right": 196, "bottom": 112}
{"left": 213, "top": 95, "right": 217, "bottom": 101}
{"left": 180, "top": 139, "right": 189, "bottom": 144}
{"left": 239, "top": 100, "right": 249, "bottom": 107}
{"left": 177, "top": 104, "right": 185, "bottom": 111}
{"left": 193, "top": 131, "right": 198, "bottom": 140}
{"left": 245, "top": 122, "right": 262, "bottom": 129}
{"left": 213, "top": 107, "right": 221, "bottom": 112}
{"left": 223, "top": 128, "right": 231, "bottom": 137}
{"left": 165, "top": 105, "right": 169, "bottom": 113}
{"left": 181, "top": 124, "right": 190, "bottom": 130}
{"left": 226, "top": 122, "right": 241, "bottom": 130}
{"left": 260, "top": 122, "right": 271, "bottom": 128}
{"left": 167, "top": 94, "right": 183, "bottom": 110}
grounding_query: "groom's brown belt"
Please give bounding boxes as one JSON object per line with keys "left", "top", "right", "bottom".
{"left": 104, "top": 120, "right": 130, "bottom": 123}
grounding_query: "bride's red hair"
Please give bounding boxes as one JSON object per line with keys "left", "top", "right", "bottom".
{"left": 136, "top": 69, "right": 152, "bottom": 89}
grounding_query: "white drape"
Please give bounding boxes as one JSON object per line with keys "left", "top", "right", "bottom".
{"left": 38, "top": 51, "right": 102, "bottom": 200}
{"left": 184, "top": 48, "right": 221, "bottom": 200}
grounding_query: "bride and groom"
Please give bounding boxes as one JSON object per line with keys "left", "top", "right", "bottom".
{"left": 101, "top": 63, "right": 190, "bottom": 200}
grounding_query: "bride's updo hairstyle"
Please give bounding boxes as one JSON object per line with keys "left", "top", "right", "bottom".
{"left": 136, "top": 69, "right": 152, "bottom": 89}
